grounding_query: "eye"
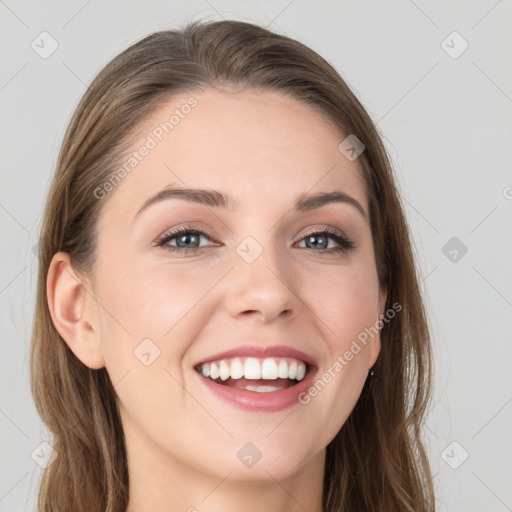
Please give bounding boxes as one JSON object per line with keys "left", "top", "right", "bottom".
{"left": 156, "top": 226, "right": 355, "bottom": 255}
{"left": 295, "top": 228, "right": 355, "bottom": 254}
{"left": 156, "top": 227, "right": 218, "bottom": 254}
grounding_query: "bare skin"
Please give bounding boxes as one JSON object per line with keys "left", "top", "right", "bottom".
{"left": 47, "top": 87, "right": 386, "bottom": 512}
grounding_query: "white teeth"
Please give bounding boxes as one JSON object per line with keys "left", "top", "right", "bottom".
{"left": 244, "top": 357, "right": 262, "bottom": 379}
{"left": 219, "top": 360, "right": 230, "bottom": 381}
{"left": 261, "top": 358, "right": 278, "bottom": 379}
{"left": 245, "top": 385, "right": 282, "bottom": 392}
{"left": 210, "top": 362, "right": 219, "bottom": 380}
{"left": 198, "top": 356, "right": 309, "bottom": 382}
{"left": 277, "top": 359, "right": 288, "bottom": 378}
{"left": 230, "top": 357, "right": 244, "bottom": 379}
{"left": 288, "top": 360, "right": 298, "bottom": 379}
{"left": 296, "top": 362, "right": 306, "bottom": 380}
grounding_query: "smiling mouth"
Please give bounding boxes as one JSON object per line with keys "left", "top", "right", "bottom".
{"left": 194, "top": 356, "right": 311, "bottom": 393}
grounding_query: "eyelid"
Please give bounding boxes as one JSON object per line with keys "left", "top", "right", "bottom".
{"left": 299, "top": 225, "right": 349, "bottom": 240}
{"left": 155, "top": 223, "right": 219, "bottom": 245}
{"left": 155, "top": 224, "right": 350, "bottom": 245}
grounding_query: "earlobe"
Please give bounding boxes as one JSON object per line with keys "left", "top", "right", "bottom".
{"left": 46, "top": 252, "right": 105, "bottom": 369}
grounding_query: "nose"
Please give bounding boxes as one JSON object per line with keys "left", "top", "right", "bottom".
{"left": 224, "top": 248, "right": 301, "bottom": 324}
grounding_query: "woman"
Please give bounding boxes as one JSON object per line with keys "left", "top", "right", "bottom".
{"left": 31, "top": 19, "right": 435, "bottom": 512}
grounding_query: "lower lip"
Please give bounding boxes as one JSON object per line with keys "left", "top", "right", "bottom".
{"left": 195, "top": 367, "right": 318, "bottom": 412}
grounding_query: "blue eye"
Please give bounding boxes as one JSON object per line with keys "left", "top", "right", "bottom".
{"left": 297, "top": 228, "right": 355, "bottom": 253}
{"left": 156, "top": 227, "right": 355, "bottom": 254}
{"left": 156, "top": 228, "right": 215, "bottom": 254}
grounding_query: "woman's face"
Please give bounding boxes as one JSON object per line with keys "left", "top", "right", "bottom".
{"left": 88, "top": 88, "right": 386, "bottom": 482}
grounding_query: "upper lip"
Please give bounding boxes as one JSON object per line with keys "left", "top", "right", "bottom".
{"left": 194, "top": 344, "right": 318, "bottom": 368}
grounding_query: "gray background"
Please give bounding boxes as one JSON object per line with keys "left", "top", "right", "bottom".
{"left": 1, "top": 1, "right": 511, "bottom": 510}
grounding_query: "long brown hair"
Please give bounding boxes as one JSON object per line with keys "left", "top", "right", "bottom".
{"left": 31, "top": 19, "right": 435, "bottom": 512}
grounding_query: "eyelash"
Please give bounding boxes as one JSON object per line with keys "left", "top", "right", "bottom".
{"left": 155, "top": 226, "right": 355, "bottom": 255}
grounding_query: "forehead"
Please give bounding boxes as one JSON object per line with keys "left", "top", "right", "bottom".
{"left": 100, "top": 87, "right": 368, "bottom": 220}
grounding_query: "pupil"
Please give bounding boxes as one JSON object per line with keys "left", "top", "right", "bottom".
{"left": 177, "top": 233, "right": 199, "bottom": 248}
{"left": 306, "top": 235, "right": 327, "bottom": 249}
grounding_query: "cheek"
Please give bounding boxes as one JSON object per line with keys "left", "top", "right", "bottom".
{"left": 92, "top": 263, "right": 213, "bottom": 424}
{"left": 94, "top": 258, "right": 225, "bottom": 367}
{"left": 296, "top": 258, "right": 379, "bottom": 431}
{"left": 301, "top": 258, "right": 380, "bottom": 349}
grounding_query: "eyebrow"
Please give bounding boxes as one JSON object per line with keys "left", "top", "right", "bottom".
{"left": 134, "top": 184, "right": 367, "bottom": 221}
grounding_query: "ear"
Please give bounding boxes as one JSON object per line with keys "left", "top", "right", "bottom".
{"left": 46, "top": 252, "right": 105, "bottom": 369}
{"left": 368, "top": 286, "right": 388, "bottom": 368}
